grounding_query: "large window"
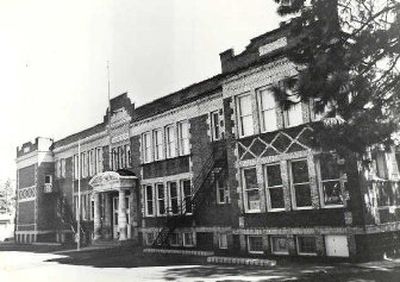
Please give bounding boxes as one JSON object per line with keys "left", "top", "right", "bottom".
{"left": 259, "top": 88, "right": 278, "bottom": 132}
{"left": 290, "top": 159, "right": 312, "bottom": 209}
{"left": 144, "top": 185, "right": 154, "bottom": 216}
{"left": 142, "top": 132, "right": 152, "bottom": 163}
{"left": 210, "top": 110, "right": 220, "bottom": 141}
{"left": 165, "top": 125, "right": 176, "bottom": 158}
{"left": 237, "top": 93, "right": 254, "bottom": 137}
{"left": 265, "top": 163, "right": 285, "bottom": 211}
{"left": 242, "top": 167, "right": 260, "bottom": 212}
{"left": 153, "top": 129, "right": 164, "bottom": 161}
{"left": 168, "top": 182, "right": 179, "bottom": 215}
{"left": 319, "top": 154, "right": 343, "bottom": 207}
{"left": 270, "top": 236, "right": 288, "bottom": 255}
{"left": 247, "top": 236, "right": 263, "bottom": 254}
{"left": 181, "top": 180, "right": 192, "bottom": 214}
{"left": 284, "top": 102, "right": 303, "bottom": 127}
{"left": 177, "top": 121, "right": 190, "bottom": 156}
{"left": 296, "top": 236, "right": 317, "bottom": 255}
{"left": 156, "top": 183, "right": 166, "bottom": 216}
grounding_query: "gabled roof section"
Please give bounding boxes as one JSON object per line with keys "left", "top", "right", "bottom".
{"left": 131, "top": 74, "right": 223, "bottom": 122}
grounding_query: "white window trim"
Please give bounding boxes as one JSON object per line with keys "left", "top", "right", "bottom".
{"left": 180, "top": 179, "right": 193, "bottom": 215}
{"left": 242, "top": 167, "right": 261, "bottom": 213}
{"left": 316, "top": 157, "right": 345, "bottom": 209}
{"left": 289, "top": 158, "right": 313, "bottom": 211}
{"left": 247, "top": 235, "right": 264, "bottom": 254}
{"left": 270, "top": 236, "right": 289, "bottom": 255}
{"left": 218, "top": 233, "right": 228, "bottom": 249}
{"left": 216, "top": 178, "right": 228, "bottom": 205}
{"left": 177, "top": 120, "right": 190, "bottom": 156}
{"left": 236, "top": 93, "right": 254, "bottom": 138}
{"left": 142, "top": 132, "right": 153, "bottom": 163}
{"left": 264, "top": 163, "right": 285, "bottom": 212}
{"left": 183, "top": 232, "right": 195, "bottom": 247}
{"left": 155, "top": 183, "right": 166, "bottom": 217}
{"left": 258, "top": 87, "right": 278, "bottom": 133}
{"left": 296, "top": 236, "right": 317, "bottom": 256}
{"left": 284, "top": 101, "right": 303, "bottom": 128}
{"left": 153, "top": 128, "right": 164, "bottom": 161}
{"left": 168, "top": 181, "right": 180, "bottom": 215}
{"left": 144, "top": 184, "right": 155, "bottom": 217}
{"left": 165, "top": 124, "right": 177, "bottom": 159}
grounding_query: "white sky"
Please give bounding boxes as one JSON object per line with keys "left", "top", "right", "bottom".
{"left": 0, "top": 0, "right": 281, "bottom": 181}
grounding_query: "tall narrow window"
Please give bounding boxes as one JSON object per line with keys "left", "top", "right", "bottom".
{"left": 290, "top": 159, "right": 312, "bottom": 209}
{"left": 165, "top": 125, "right": 176, "bottom": 158}
{"left": 61, "top": 158, "right": 66, "bottom": 178}
{"left": 265, "top": 163, "right": 285, "bottom": 211}
{"left": 178, "top": 121, "right": 190, "bottom": 155}
{"left": 181, "top": 180, "right": 192, "bottom": 214}
{"left": 210, "top": 110, "right": 220, "bottom": 141}
{"left": 168, "top": 182, "right": 179, "bottom": 215}
{"left": 285, "top": 102, "right": 303, "bottom": 127}
{"left": 242, "top": 167, "right": 260, "bottom": 212}
{"left": 145, "top": 185, "right": 154, "bottom": 216}
{"left": 216, "top": 178, "right": 229, "bottom": 205}
{"left": 74, "top": 154, "right": 79, "bottom": 179}
{"left": 125, "top": 144, "right": 131, "bottom": 167}
{"left": 237, "top": 94, "right": 254, "bottom": 137}
{"left": 88, "top": 150, "right": 94, "bottom": 176}
{"left": 80, "top": 152, "right": 87, "bottom": 178}
{"left": 259, "top": 89, "right": 278, "bottom": 132}
{"left": 153, "top": 129, "right": 164, "bottom": 161}
{"left": 119, "top": 145, "right": 126, "bottom": 168}
{"left": 142, "top": 132, "right": 152, "bottom": 163}
{"left": 319, "top": 154, "right": 343, "bottom": 207}
{"left": 96, "top": 147, "right": 103, "bottom": 173}
{"left": 156, "top": 183, "right": 166, "bottom": 216}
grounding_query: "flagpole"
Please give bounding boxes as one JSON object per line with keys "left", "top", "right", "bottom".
{"left": 77, "top": 140, "right": 81, "bottom": 251}
{"left": 107, "top": 61, "right": 112, "bottom": 169}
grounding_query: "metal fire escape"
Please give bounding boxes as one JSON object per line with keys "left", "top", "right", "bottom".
{"left": 153, "top": 143, "right": 227, "bottom": 247}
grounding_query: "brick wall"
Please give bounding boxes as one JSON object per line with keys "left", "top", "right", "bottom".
{"left": 36, "top": 161, "right": 57, "bottom": 231}
{"left": 18, "top": 165, "right": 35, "bottom": 188}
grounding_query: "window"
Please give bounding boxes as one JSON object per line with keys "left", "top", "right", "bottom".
{"left": 210, "top": 110, "right": 220, "bottom": 141}
{"left": 45, "top": 175, "right": 52, "bottom": 184}
{"left": 248, "top": 236, "right": 263, "bottom": 254}
{"left": 119, "top": 146, "right": 125, "bottom": 168}
{"left": 290, "top": 159, "right": 312, "bottom": 209}
{"left": 270, "top": 236, "right": 288, "bottom": 254}
{"left": 112, "top": 148, "right": 119, "bottom": 170}
{"left": 181, "top": 180, "right": 192, "bottom": 214}
{"left": 237, "top": 93, "right": 254, "bottom": 137}
{"left": 146, "top": 233, "right": 155, "bottom": 246}
{"left": 374, "top": 151, "right": 388, "bottom": 179}
{"left": 259, "top": 88, "right": 278, "bottom": 132}
{"left": 153, "top": 129, "right": 164, "bottom": 161}
{"left": 55, "top": 160, "right": 60, "bottom": 178}
{"left": 177, "top": 121, "right": 190, "bottom": 156}
{"left": 95, "top": 147, "right": 103, "bottom": 173}
{"left": 90, "top": 199, "right": 94, "bottom": 220}
{"left": 319, "top": 154, "right": 343, "bottom": 207}
{"left": 297, "top": 236, "right": 317, "bottom": 255}
{"left": 156, "top": 183, "right": 166, "bottom": 216}
{"left": 73, "top": 154, "right": 79, "bottom": 179}
{"left": 218, "top": 233, "right": 228, "bottom": 249}
{"left": 284, "top": 102, "right": 303, "bottom": 127}
{"left": 169, "top": 233, "right": 180, "bottom": 246}
{"left": 216, "top": 178, "right": 229, "bottom": 204}
{"left": 88, "top": 150, "right": 94, "bottom": 176}
{"left": 142, "top": 132, "right": 152, "bottom": 163}
{"left": 144, "top": 185, "right": 154, "bottom": 216}
{"left": 168, "top": 182, "right": 179, "bottom": 215}
{"left": 125, "top": 144, "right": 131, "bottom": 167}
{"left": 242, "top": 168, "right": 260, "bottom": 212}
{"left": 165, "top": 125, "right": 176, "bottom": 158}
{"left": 265, "top": 164, "right": 285, "bottom": 211}
{"left": 80, "top": 152, "right": 88, "bottom": 178}
{"left": 183, "top": 232, "right": 194, "bottom": 247}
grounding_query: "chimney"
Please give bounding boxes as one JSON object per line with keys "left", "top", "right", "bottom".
{"left": 219, "top": 48, "right": 234, "bottom": 73}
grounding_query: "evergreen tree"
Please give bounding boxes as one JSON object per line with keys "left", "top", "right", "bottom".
{"left": 0, "top": 179, "right": 15, "bottom": 214}
{"left": 272, "top": 0, "right": 400, "bottom": 155}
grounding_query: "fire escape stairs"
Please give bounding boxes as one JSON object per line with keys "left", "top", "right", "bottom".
{"left": 153, "top": 145, "right": 227, "bottom": 248}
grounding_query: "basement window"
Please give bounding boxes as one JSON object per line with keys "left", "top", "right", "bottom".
{"left": 218, "top": 233, "right": 228, "bottom": 249}
{"left": 270, "top": 236, "right": 288, "bottom": 255}
{"left": 169, "top": 233, "right": 180, "bottom": 246}
{"left": 248, "top": 236, "right": 263, "bottom": 254}
{"left": 296, "top": 236, "right": 317, "bottom": 256}
{"left": 183, "top": 232, "right": 195, "bottom": 247}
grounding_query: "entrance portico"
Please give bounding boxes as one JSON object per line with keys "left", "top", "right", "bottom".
{"left": 89, "top": 171, "right": 137, "bottom": 241}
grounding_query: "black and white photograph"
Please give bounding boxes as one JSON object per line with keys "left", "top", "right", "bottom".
{"left": 1, "top": 0, "right": 400, "bottom": 281}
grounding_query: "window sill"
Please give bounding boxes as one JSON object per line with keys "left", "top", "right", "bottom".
{"left": 248, "top": 250, "right": 264, "bottom": 255}
{"left": 297, "top": 252, "right": 317, "bottom": 256}
{"left": 267, "top": 208, "right": 286, "bottom": 213}
{"left": 271, "top": 251, "right": 289, "bottom": 255}
{"left": 244, "top": 210, "right": 262, "bottom": 214}
{"left": 293, "top": 206, "right": 314, "bottom": 211}
{"left": 321, "top": 204, "right": 344, "bottom": 209}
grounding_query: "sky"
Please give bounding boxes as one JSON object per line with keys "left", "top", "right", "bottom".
{"left": 0, "top": 0, "right": 281, "bottom": 181}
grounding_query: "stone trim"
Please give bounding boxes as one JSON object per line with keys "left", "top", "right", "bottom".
{"left": 207, "top": 256, "right": 276, "bottom": 267}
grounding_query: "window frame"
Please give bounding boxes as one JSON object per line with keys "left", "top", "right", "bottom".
{"left": 247, "top": 235, "right": 264, "bottom": 254}
{"left": 284, "top": 101, "right": 303, "bottom": 128}
{"left": 270, "top": 236, "right": 289, "bottom": 255}
{"left": 296, "top": 236, "right": 317, "bottom": 256}
{"left": 144, "top": 184, "right": 155, "bottom": 217}
{"left": 153, "top": 128, "right": 164, "bottom": 161}
{"left": 242, "top": 167, "right": 261, "bottom": 213}
{"left": 236, "top": 93, "right": 254, "bottom": 138}
{"left": 216, "top": 178, "right": 229, "bottom": 205}
{"left": 183, "top": 232, "right": 195, "bottom": 247}
{"left": 210, "top": 110, "right": 220, "bottom": 141}
{"left": 218, "top": 233, "right": 228, "bottom": 249}
{"left": 169, "top": 232, "right": 180, "bottom": 247}
{"left": 180, "top": 179, "right": 192, "bottom": 215}
{"left": 156, "top": 183, "right": 166, "bottom": 216}
{"left": 264, "top": 163, "right": 285, "bottom": 212}
{"left": 258, "top": 87, "right": 278, "bottom": 133}
{"left": 142, "top": 131, "right": 152, "bottom": 163}
{"left": 289, "top": 158, "right": 313, "bottom": 210}
{"left": 145, "top": 232, "right": 155, "bottom": 246}
{"left": 168, "top": 181, "right": 180, "bottom": 215}
{"left": 177, "top": 120, "right": 190, "bottom": 156}
{"left": 165, "top": 124, "right": 176, "bottom": 158}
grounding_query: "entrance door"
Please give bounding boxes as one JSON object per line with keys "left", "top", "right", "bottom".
{"left": 112, "top": 196, "right": 131, "bottom": 239}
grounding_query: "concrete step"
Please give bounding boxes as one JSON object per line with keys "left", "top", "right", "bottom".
{"left": 207, "top": 256, "right": 276, "bottom": 267}
{"left": 143, "top": 248, "right": 213, "bottom": 257}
